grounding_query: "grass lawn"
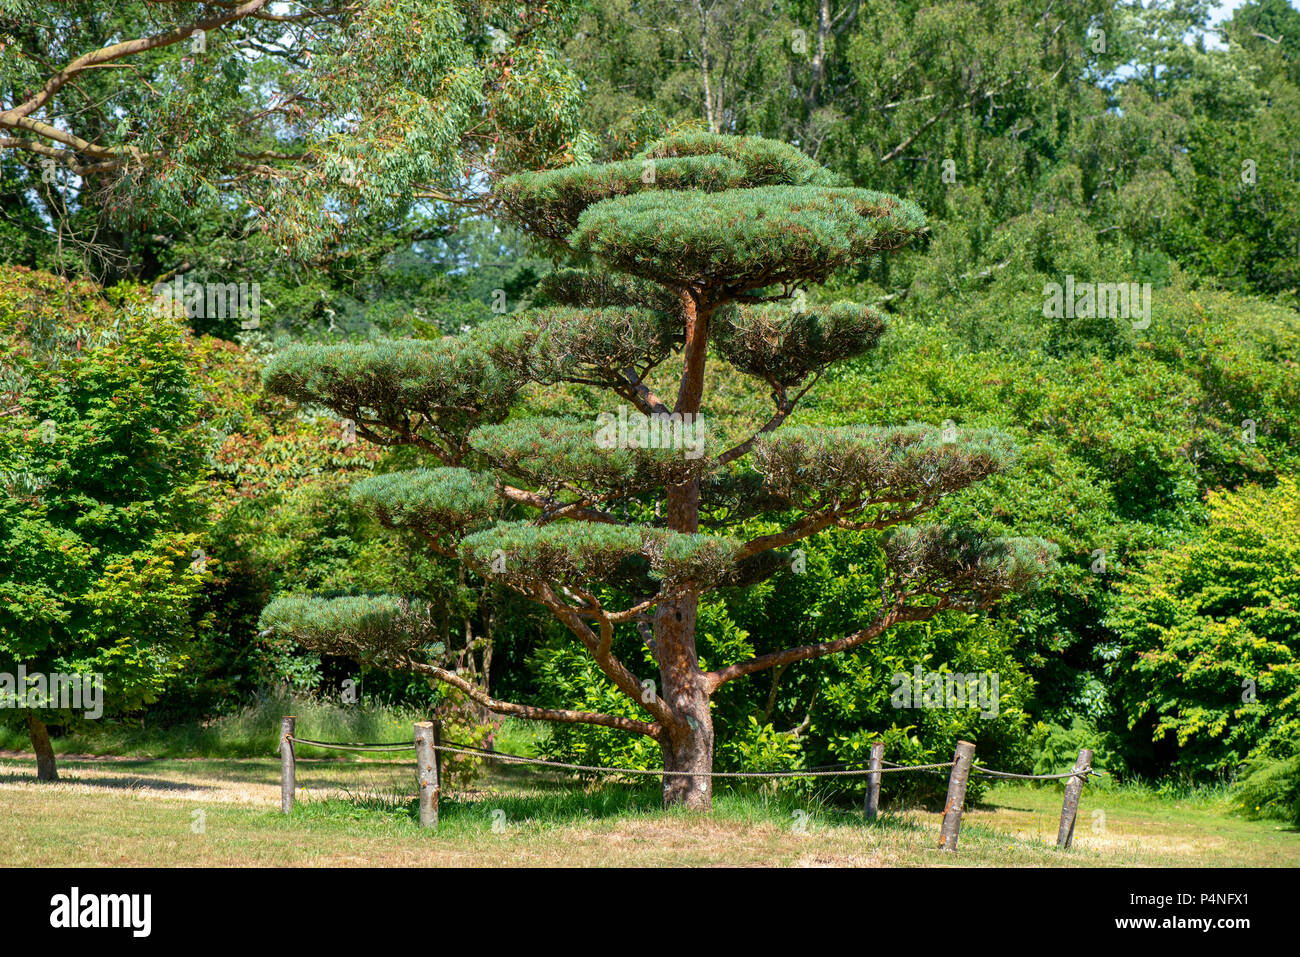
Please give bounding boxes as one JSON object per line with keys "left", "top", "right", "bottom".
{"left": 2, "top": 751, "right": 1295, "bottom": 867}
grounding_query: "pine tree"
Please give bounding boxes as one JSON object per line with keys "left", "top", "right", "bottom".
{"left": 260, "top": 133, "right": 1057, "bottom": 808}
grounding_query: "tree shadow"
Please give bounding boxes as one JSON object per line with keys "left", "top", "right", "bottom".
{"left": 0, "top": 767, "right": 207, "bottom": 793}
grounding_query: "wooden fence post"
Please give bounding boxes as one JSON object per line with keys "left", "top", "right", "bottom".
{"left": 938, "top": 740, "right": 976, "bottom": 852}
{"left": 864, "top": 742, "right": 884, "bottom": 821}
{"left": 1056, "top": 748, "right": 1093, "bottom": 849}
{"left": 279, "top": 715, "right": 295, "bottom": 814}
{"left": 415, "top": 720, "right": 441, "bottom": 828}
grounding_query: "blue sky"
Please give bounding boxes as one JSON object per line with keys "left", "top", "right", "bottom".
{"left": 1205, "top": 0, "right": 1299, "bottom": 48}
{"left": 1210, "top": 0, "right": 1300, "bottom": 23}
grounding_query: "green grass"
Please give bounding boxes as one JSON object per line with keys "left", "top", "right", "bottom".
{"left": 1, "top": 750, "right": 1295, "bottom": 867}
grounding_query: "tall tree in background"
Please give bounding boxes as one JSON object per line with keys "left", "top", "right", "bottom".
{"left": 564, "top": 0, "right": 1300, "bottom": 304}
{"left": 0, "top": 0, "right": 591, "bottom": 279}
{"left": 259, "top": 133, "right": 1056, "bottom": 808}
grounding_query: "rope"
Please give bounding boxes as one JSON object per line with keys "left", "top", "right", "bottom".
{"left": 281, "top": 734, "right": 1100, "bottom": 782}
{"left": 429, "top": 741, "right": 954, "bottom": 778}
{"left": 286, "top": 736, "right": 416, "bottom": 752}
{"left": 972, "top": 765, "right": 1103, "bottom": 781}
{"left": 880, "top": 758, "right": 948, "bottom": 777}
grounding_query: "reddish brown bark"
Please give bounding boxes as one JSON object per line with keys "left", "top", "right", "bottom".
{"left": 655, "top": 589, "right": 713, "bottom": 808}
{"left": 654, "top": 290, "right": 714, "bottom": 808}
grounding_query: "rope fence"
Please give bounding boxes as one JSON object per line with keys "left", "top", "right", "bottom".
{"left": 274, "top": 716, "right": 1101, "bottom": 853}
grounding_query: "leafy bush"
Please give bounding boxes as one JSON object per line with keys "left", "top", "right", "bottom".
{"left": 1233, "top": 753, "right": 1300, "bottom": 826}
{"left": 1026, "top": 718, "right": 1126, "bottom": 780}
{"left": 1105, "top": 478, "right": 1300, "bottom": 775}
{"left": 0, "top": 277, "right": 211, "bottom": 740}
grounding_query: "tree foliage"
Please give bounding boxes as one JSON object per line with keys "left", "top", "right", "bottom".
{"left": 1105, "top": 478, "right": 1300, "bottom": 775}
{"left": 0, "top": 271, "right": 210, "bottom": 772}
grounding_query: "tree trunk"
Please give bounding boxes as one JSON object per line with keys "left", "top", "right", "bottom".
{"left": 26, "top": 714, "right": 58, "bottom": 782}
{"left": 655, "top": 589, "right": 713, "bottom": 809}
{"left": 654, "top": 289, "right": 715, "bottom": 808}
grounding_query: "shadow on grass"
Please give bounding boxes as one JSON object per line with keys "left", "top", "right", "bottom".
{"left": 0, "top": 767, "right": 207, "bottom": 793}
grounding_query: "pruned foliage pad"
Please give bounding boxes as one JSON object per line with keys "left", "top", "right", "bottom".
{"left": 753, "top": 424, "right": 1017, "bottom": 514}
{"left": 712, "top": 301, "right": 886, "bottom": 387}
{"left": 349, "top": 467, "right": 498, "bottom": 537}
{"left": 260, "top": 595, "right": 441, "bottom": 666}
{"left": 477, "top": 305, "right": 678, "bottom": 388}
{"left": 470, "top": 416, "right": 713, "bottom": 492}
{"left": 570, "top": 186, "right": 925, "bottom": 292}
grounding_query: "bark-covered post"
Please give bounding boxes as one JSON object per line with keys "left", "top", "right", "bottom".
{"left": 415, "top": 720, "right": 441, "bottom": 828}
{"left": 1056, "top": 748, "right": 1093, "bottom": 849}
{"left": 279, "top": 715, "right": 296, "bottom": 814}
{"left": 864, "top": 741, "right": 884, "bottom": 821}
{"left": 938, "top": 740, "right": 975, "bottom": 852}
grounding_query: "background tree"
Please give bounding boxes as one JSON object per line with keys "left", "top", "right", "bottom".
{"left": 0, "top": 0, "right": 591, "bottom": 282}
{"left": 259, "top": 132, "right": 1056, "bottom": 808}
{"left": 0, "top": 272, "right": 210, "bottom": 779}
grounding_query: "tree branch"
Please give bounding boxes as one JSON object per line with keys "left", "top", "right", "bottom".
{"left": 3, "top": 0, "right": 273, "bottom": 124}
{"left": 404, "top": 659, "right": 659, "bottom": 737}
{"left": 704, "top": 602, "right": 942, "bottom": 691}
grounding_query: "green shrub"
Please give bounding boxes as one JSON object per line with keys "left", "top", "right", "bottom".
{"left": 1105, "top": 478, "right": 1300, "bottom": 775}
{"left": 1233, "top": 753, "right": 1300, "bottom": 826}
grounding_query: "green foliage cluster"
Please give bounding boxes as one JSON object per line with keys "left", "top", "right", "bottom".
{"left": 1105, "top": 479, "right": 1300, "bottom": 776}
{"left": 259, "top": 595, "right": 440, "bottom": 667}
{"left": 636, "top": 132, "right": 841, "bottom": 187}
{"left": 350, "top": 467, "right": 498, "bottom": 537}
{"left": 884, "top": 526, "right": 1062, "bottom": 603}
{"left": 1233, "top": 753, "right": 1300, "bottom": 825}
{"left": 752, "top": 423, "right": 1017, "bottom": 507}
{"left": 569, "top": 186, "right": 925, "bottom": 290}
{"left": 468, "top": 416, "right": 711, "bottom": 492}
{"left": 459, "top": 521, "right": 742, "bottom": 594}
{"left": 0, "top": 281, "right": 210, "bottom": 722}
{"left": 262, "top": 337, "right": 519, "bottom": 451}
{"left": 711, "top": 301, "right": 885, "bottom": 386}
{"left": 478, "top": 305, "right": 677, "bottom": 387}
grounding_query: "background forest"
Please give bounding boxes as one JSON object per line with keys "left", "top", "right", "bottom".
{"left": 2, "top": 0, "right": 1298, "bottom": 822}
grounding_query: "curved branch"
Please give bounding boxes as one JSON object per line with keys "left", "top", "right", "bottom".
{"left": 703, "top": 602, "right": 943, "bottom": 692}
{"left": 716, "top": 382, "right": 799, "bottom": 467}
{"left": 536, "top": 583, "right": 676, "bottom": 727}
{"left": 404, "top": 659, "right": 660, "bottom": 737}
{"left": 3, "top": 0, "right": 273, "bottom": 123}
{"left": 734, "top": 512, "right": 838, "bottom": 561}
